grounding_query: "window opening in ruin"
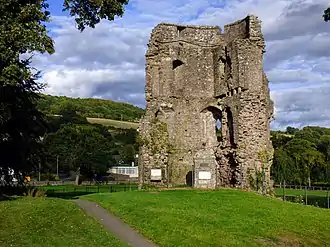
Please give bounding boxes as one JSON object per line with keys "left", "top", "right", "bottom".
{"left": 226, "top": 108, "right": 235, "bottom": 147}
{"left": 177, "top": 26, "right": 186, "bottom": 37}
{"left": 155, "top": 109, "right": 165, "bottom": 122}
{"left": 172, "top": 59, "right": 184, "bottom": 70}
{"left": 219, "top": 57, "right": 226, "bottom": 77}
{"left": 216, "top": 118, "right": 222, "bottom": 142}
{"left": 202, "top": 106, "right": 223, "bottom": 144}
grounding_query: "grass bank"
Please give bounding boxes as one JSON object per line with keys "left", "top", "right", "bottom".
{"left": 38, "top": 184, "right": 138, "bottom": 199}
{"left": 0, "top": 197, "right": 127, "bottom": 247}
{"left": 275, "top": 187, "right": 328, "bottom": 197}
{"left": 87, "top": 117, "right": 139, "bottom": 129}
{"left": 84, "top": 189, "right": 330, "bottom": 247}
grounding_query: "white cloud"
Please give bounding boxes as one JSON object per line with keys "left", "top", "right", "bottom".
{"left": 33, "top": 0, "right": 330, "bottom": 130}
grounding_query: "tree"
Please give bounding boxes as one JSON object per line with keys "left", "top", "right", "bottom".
{"left": 284, "top": 139, "right": 324, "bottom": 185}
{"left": 286, "top": 126, "right": 299, "bottom": 135}
{"left": 43, "top": 123, "right": 116, "bottom": 184}
{"left": 0, "top": 1, "right": 54, "bottom": 184}
{"left": 63, "top": 0, "right": 129, "bottom": 31}
{"left": 272, "top": 148, "right": 294, "bottom": 184}
{"left": 324, "top": 7, "right": 330, "bottom": 22}
{"left": 0, "top": 0, "right": 129, "bottom": 187}
{"left": 119, "top": 144, "right": 136, "bottom": 165}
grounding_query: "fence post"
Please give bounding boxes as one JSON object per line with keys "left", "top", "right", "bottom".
{"left": 283, "top": 181, "right": 286, "bottom": 201}
{"left": 305, "top": 186, "right": 308, "bottom": 205}
{"left": 327, "top": 191, "right": 329, "bottom": 209}
{"left": 97, "top": 183, "right": 99, "bottom": 193}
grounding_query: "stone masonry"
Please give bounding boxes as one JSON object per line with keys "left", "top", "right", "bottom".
{"left": 138, "top": 15, "right": 274, "bottom": 192}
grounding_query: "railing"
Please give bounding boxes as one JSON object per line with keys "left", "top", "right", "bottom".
{"left": 274, "top": 184, "right": 330, "bottom": 209}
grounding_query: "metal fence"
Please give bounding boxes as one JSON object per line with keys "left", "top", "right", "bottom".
{"left": 274, "top": 184, "right": 330, "bottom": 209}
{"left": 39, "top": 183, "right": 138, "bottom": 198}
{"left": 0, "top": 183, "right": 138, "bottom": 199}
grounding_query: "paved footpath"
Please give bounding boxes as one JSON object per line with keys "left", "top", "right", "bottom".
{"left": 75, "top": 199, "right": 158, "bottom": 247}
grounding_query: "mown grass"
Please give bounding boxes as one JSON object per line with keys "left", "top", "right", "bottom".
{"left": 275, "top": 187, "right": 329, "bottom": 197}
{"left": 39, "top": 183, "right": 137, "bottom": 193}
{"left": 86, "top": 117, "right": 139, "bottom": 129}
{"left": 84, "top": 189, "right": 330, "bottom": 247}
{"left": 37, "top": 184, "right": 138, "bottom": 199}
{"left": 0, "top": 197, "right": 127, "bottom": 247}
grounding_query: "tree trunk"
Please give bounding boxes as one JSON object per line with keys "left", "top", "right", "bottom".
{"left": 75, "top": 167, "right": 80, "bottom": 185}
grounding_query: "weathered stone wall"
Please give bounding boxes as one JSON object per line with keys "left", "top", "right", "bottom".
{"left": 139, "top": 15, "right": 274, "bottom": 192}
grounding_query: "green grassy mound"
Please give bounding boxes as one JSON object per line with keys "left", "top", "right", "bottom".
{"left": 84, "top": 189, "right": 330, "bottom": 247}
{"left": 0, "top": 197, "right": 127, "bottom": 247}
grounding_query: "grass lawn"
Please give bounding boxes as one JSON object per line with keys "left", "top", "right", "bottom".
{"left": 39, "top": 183, "right": 137, "bottom": 193}
{"left": 37, "top": 184, "right": 138, "bottom": 199}
{"left": 86, "top": 117, "right": 139, "bottom": 129}
{"left": 0, "top": 197, "right": 127, "bottom": 247}
{"left": 84, "top": 189, "right": 330, "bottom": 247}
{"left": 275, "top": 187, "right": 329, "bottom": 197}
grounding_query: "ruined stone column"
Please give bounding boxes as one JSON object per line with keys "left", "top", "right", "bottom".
{"left": 138, "top": 15, "right": 274, "bottom": 193}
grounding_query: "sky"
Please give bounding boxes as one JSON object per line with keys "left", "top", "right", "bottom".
{"left": 32, "top": 0, "right": 330, "bottom": 130}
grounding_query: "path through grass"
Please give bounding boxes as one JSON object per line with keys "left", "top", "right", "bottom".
{"left": 0, "top": 197, "right": 127, "bottom": 247}
{"left": 85, "top": 189, "right": 330, "bottom": 247}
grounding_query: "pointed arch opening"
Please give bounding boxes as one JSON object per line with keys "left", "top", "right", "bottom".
{"left": 201, "top": 106, "right": 223, "bottom": 146}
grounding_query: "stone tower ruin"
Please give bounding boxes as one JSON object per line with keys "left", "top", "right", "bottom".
{"left": 138, "top": 15, "right": 274, "bottom": 192}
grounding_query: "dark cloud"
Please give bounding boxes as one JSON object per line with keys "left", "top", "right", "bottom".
{"left": 264, "top": 3, "right": 328, "bottom": 41}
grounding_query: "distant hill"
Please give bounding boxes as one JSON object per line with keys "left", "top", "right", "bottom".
{"left": 37, "top": 94, "right": 145, "bottom": 123}
{"left": 86, "top": 117, "right": 139, "bottom": 129}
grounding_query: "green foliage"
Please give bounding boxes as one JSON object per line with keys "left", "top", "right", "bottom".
{"left": 1, "top": 0, "right": 130, "bottom": 191}
{"left": 149, "top": 120, "right": 170, "bottom": 156}
{"left": 41, "top": 112, "right": 138, "bottom": 178}
{"left": 323, "top": 7, "right": 330, "bottom": 22}
{"left": 271, "top": 126, "right": 330, "bottom": 185}
{"left": 44, "top": 122, "right": 114, "bottom": 176}
{"left": 63, "top": 0, "right": 129, "bottom": 31}
{"left": 286, "top": 126, "right": 299, "bottom": 135}
{"left": 24, "top": 187, "right": 47, "bottom": 197}
{"left": 37, "top": 94, "right": 144, "bottom": 122}
{"left": 0, "top": 0, "right": 54, "bottom": 184}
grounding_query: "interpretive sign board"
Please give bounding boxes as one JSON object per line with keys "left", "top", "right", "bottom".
{"left": 198, "top": 171, "right": 211, "bottom": 180}
{"left": 150, "top": 169, "right": 162, "bottom": 180}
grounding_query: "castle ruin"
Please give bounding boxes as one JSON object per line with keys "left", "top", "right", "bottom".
{"left": 138, "top": 15, "right": 274, "bottom": 192}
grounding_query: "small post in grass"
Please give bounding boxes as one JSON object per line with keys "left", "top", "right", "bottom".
{"left": 282, "top": 181, "right": 286, "bottom": 201}
{"left": 305, "top": 186, "right": 308, "bottom": 205}
{"left": 97, "top": 183, "right": 99, "bottom": 193}
{"left": 327, "top": 190, "right": 329, "bottom": 209}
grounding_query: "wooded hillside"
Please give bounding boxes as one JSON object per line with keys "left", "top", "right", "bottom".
{"left": 271, "top": 126, "right": 330, "bottom": 186}
{"left": 37, "top": 94, "right": 145, "bottom": 122}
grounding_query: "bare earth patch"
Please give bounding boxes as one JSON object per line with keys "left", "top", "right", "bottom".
{"left": 256, "top": 233, "right": 302, "bottom": 247}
